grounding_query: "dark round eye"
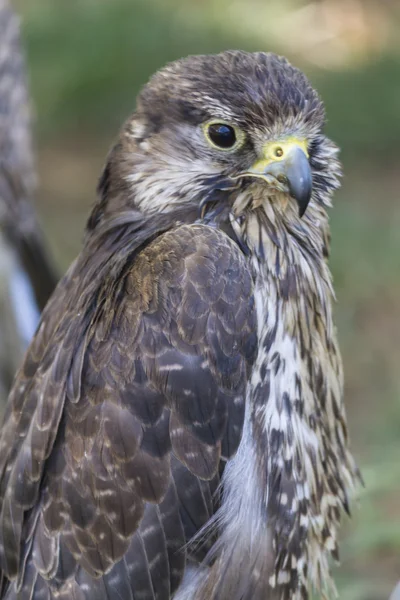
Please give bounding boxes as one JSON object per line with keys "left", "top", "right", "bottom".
{"left": 207, "top": 123, "right": 237, "bottom": 149}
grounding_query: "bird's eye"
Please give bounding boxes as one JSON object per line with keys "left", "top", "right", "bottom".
{"left": 203, "top": 121, "right": 245, "bottom": 152}
{"left": 208, "top": 123, "right": 236, "bottom": 148}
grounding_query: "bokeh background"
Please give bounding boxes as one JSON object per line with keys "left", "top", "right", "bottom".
{"left": 14, "top": 0, "right": 400, "bottom": 597}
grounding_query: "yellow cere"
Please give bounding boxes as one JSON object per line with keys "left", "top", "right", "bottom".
{"left": 252, "top": 137, "right": 309, "bottom": 172}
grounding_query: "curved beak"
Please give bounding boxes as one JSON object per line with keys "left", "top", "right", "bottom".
{"left": 282, "top": 146, "right": 313, "bottom": 217}
{"left": 243, "top": 139, "right": 313, "bottom": 217}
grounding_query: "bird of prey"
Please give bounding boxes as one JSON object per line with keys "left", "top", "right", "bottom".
{"left": 0, "top": 51, "right": 358, "bottom": 600}
{"left": 0, "top": 0, "right": 57, "bottom": 409}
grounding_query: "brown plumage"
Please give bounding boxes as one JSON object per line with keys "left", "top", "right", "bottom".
{"left": 0, "top": 0, "right": 57, "bottom": 407}
{"left": 0, "top": 51, "right": 358, "bottom": 599}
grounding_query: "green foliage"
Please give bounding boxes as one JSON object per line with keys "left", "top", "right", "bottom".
{"left": 312, "top": 56, "right": 400, "bottom": 163}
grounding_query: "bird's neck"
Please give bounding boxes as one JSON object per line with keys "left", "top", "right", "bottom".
{"left": 211, "top": 201, "right": 357, "bottom": 598}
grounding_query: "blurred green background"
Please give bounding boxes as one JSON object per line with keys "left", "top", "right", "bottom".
{"left": 15, "top": 0, "right": 400, "bottom": 597}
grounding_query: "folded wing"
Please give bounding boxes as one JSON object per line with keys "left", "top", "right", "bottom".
{"left": 0, "top": 223, "right": 257, "bottom": 599}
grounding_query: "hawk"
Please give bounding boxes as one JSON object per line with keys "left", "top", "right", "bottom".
{"left": 0, "top": 51, "right": 358, "bottom": 599}
{"left": 0, "top": 0, "right": 57, "bottom": 407}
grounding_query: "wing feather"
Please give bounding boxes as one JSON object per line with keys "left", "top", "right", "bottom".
{"left": 0, "top": 223, "right": 257, "bottom": 598}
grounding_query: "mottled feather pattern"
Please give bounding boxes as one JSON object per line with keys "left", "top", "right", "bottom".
{"left": 0, "top": 49, "right": 359, "bottom": 600}
{"left": 0, "top": 0, "right": 56, "bottom": 311}
{"left": 184, "top": 145, "right": 357, "bottom": 599}
{"left": 205, "top": 182, "right": 358, "bottom": 599}
{"left": 0, "top": 0, "right": 35, "bottom": 210}
{"left": 0, "top": 222, "right": 256, "bottom": 598}
{"left": 0, "top": 0, "right": 56, "bottom": 417}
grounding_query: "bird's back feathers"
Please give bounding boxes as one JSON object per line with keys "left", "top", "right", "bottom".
{"left": 0, "top": 0, "right": 57, "bottom": 409}
{"left": 0, "top": 222, "right": 257, "bottom": 598}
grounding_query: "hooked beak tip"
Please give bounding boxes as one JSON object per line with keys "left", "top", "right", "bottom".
{"left": 290, "top": 180, "right": 312, "bottom": 218}
{"left": 284, "top": 147, "right": 313, "bottom": 218}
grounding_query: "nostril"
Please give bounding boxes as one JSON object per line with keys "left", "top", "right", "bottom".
{"left": 277, "top": 174, "right": 287, "bottom": 184}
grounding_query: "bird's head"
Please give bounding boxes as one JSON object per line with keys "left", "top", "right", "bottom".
{"left": 89, "top": 51, "right": 341, "bottom": 239}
